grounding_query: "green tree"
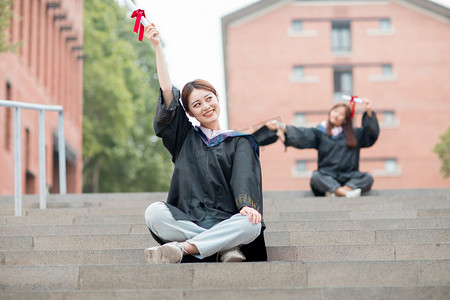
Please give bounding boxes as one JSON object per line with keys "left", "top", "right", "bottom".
{"left": 0, "top": 0, "right": 21, "bottom": 53}
{"left": 83, "top": 0, "right": 171, "bottom": 192}
{"left": 434, "top": 126, "right": 450, "bottom": 178}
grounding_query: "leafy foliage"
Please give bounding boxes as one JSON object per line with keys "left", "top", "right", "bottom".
{"left": 434, "top": 126, "right": 450, "bottom": 178}
{"left": 0, "top": 0, "right": 21, "bottom": 53}
{"left": 83, "top": 0, "right": 172, "bottom": 192}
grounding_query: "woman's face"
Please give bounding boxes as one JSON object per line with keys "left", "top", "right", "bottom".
{"left": 329, "top": 106, "right": 347, "bottom": 127}
{"left": 187, "top": 88, "right": 221, "bottom": 128}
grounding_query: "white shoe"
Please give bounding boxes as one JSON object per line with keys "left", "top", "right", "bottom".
{"left": 345, "top": 188, "right": 362, "bottom": 198}
{"left": 219, "top": 247, "right": 246, "bottom": 263}
{"left": 325, "top": 191, "right": 336, "bottom": 198}
{"left": 144, "top": 242, "right": 184, "bottom": 264}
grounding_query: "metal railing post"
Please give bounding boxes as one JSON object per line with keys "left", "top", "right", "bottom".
{"left": 58, "top": 110, "right": 67, "bottom": 194}
{"left": 39, "top": 110, "right": 47, "bottom": 209}
{"left": 14, "top": 107, "right": 22, "bottom": 217}
{"left": 0, "top": 99, "right": 66, "bottom": 213}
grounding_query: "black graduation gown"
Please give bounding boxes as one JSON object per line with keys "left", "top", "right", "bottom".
{"left": 152, "top": 87, "right": 267, "bottom": 262}
{"left": 284, "top": 112, "right": 379, "bottom": 181}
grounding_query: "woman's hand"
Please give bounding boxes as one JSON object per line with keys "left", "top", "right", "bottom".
{"left": 363, "top": 98, "right": 373, "bottom": 117}
{"left": 144, "top": 24, "right": 160, "bottom": 47}
{"left": 240, "top": 206, "right": 261, "bottom": 225}
{"left": 265, "top": 120, "right": 286, "bottom": 143}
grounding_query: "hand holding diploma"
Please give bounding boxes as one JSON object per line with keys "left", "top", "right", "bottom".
{"left": 143, "top": 24, "right": 160, "bottom": 47}
{"left": 342, "top": 95, "right": 373, "bottom": 118}
{"left": 124, "top": 0, "right": 151, "bottom": 41}
{"left": 342, "top": 94, "right": 362, "bottom": 118}
{"left": 363, "top": 98, "right": 373, "bottom": 117}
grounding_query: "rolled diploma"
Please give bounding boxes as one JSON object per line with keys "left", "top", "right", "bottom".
{"left": 342, "top": 95, "right": 363, "bottom": 103}
{"left": 124, "top": 0, "right": 151, "bottom": 26}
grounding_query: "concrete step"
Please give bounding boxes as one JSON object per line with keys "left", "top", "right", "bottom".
{"left": 1, "top": 218, "right": 449, "bottom": 236}
{"left": 269, "top": 243, "right": 450, "bottom": 261}
{"left": 1, "top": 286, "right": 449, "bottom": 300}
{"left": 0, "top": 233, "right": 157, "bottom": 251}
{"left": 1, "top": 191, "right": 448, "bottom": 212}
{"left": 267, "top": 218, "right": 450, "bottom": 231}
{"left": 1, "top": 187, "right": 448, "bottom": 202}
{"left": 0, "top": 214, "right": 141, "bottom": 225}
{"left": 264, "top": 208, "right": 450, "bottom": 220}
{"left": 1, "top": 260, "right": 448, "bottom": 291}
{"left": 0, "top": 192, "right": 167, "bottom": 205}
{"left": 0, "top": 224, "right": 147, "bottom": 236}
{"left": 1, "top": 228, "right": 448, "bottom": 251}
{"left": 3, "top": 243, "right": 449, "bottom": 266}
{"left": 1, "top": 197, "right": 448, "bottom": 216}
{"left": 263, "top": 188, "right": 450, "bottom": 199}
{"left": 1, "top": 193, "right": 448, "bottom": 211}
{"left": 0, "top": 217, "right": 447, "bottom": 237}
{"left": 1, "top": 208, "right": 448, "bottom": 226}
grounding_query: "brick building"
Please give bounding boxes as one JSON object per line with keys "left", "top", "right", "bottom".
{"left": 0, "top": 0, "right": 83, "bottom": 194}
{"left": 223, "top": 0, "right": 450, "bottom": 191}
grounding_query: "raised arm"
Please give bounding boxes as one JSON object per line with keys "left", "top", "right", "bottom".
{"left": 357, "top": 98, "right": 379, "bottom": 148}
{"left": 144, "top": 24, "right": 174, "bottom": 108}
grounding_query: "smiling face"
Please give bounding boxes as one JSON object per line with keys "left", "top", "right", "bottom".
{"left": 186, "top": 88, "right": 221, "bottom": 129}
{"left": 329, "top": 105, "right": 347, "bottom": 127}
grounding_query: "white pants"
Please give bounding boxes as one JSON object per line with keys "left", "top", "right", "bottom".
{"left": 144, "top": 201, "right": 261, "bottom": 258}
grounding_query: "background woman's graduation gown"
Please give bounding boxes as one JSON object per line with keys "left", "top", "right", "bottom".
{"left": 284, "top": 112, "right": 380, "bottom": 186}
{"left": 152, "top": 87, "right": 267, "bottom": 262}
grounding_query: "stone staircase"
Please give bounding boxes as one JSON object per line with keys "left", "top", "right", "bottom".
{"left": 0, "top": 189, "right": 449, "bottom": 299}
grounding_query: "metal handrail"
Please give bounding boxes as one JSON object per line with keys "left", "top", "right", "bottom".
{"left": 0, "top": 99, "right": 67, "bottom": 216}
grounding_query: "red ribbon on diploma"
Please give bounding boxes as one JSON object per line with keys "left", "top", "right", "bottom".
{"left": 131, "top": 9, "right": 146, "bottom": 41}
{"left": 349, "top": 95, "right": 358, "bottom": 119}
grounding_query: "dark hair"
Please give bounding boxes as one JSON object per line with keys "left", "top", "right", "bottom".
{"left": 327, "top": 103, "right": 357, "bottom": 149}
{"left": 181, "top": 79, "right": 218, "bottom": 113}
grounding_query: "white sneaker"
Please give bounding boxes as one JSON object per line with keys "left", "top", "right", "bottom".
{"left": 345, "top": 188, "right": 362, "bottom": 198}
{"left": 219, "top": 247, "right": 246, "bottom": 263}
{"left": 325, "top": 191, "right": 336, "bottom": 198}
{"left": 144, "top": 242, "right": 184, "bottom": 264}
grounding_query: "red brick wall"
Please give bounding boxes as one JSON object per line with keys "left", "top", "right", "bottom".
{"left": 225, "top": 0, "right": 450, "bottom": 191}
{"left": 0, "top": 0, "right": 83, "bottom": 195}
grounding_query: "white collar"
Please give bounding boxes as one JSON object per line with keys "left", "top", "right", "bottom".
{"left": 198, "top": 126, "right": 233, "bottom": 139}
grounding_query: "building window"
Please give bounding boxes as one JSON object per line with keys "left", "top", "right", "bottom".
{"left": 367, "top": 157, "right": 402, "bottom": 177}
{"left": 381, "top": 111, "right": 399, "bottom": 128}
{"left": 292, "top": 20, "right": 303, "bottom": 32}
{"left": 292, "top": 66, "right": 304, "bottom": 80}
{"left": 385, "top": 159, "right": 399, "bottom": 173}
{"left": 290, "top": 66, "right": 319, "bottom": 83}
{"left": 382, "top": 64, "right": 393, "bottom": 75}
{"left": 331, "top": 20, "right": 351, "bottom": 53}
{"left": 379, "top": 18, "right": 391, "bottom": 31}
{"left": 383, "top": 111, "right": 396, "bottom": 124}
{"left": 296, "top": 160, "right": 307, "bottom": 172}
{"left": 288, "top": 19, "right": 318, "bottom": 37}
{"left": 292, "top": 159, "right": 312, "bottom": 178}
{"left": 293, "top": 113, "right": 306, "bottom": 126}
{"left": 333, "top": 66, "right": 353, "bottom": 99}
{"left": 369, "top": 64, "right": 397, "bottom": 82}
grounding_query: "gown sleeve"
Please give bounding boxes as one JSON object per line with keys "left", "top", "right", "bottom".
{"left": 284, "top": 126, "right": 320, "bottom": 149}
{"left": 153, "top": 87, "right": 192, "bottom": 161}
{"left": 357, "top": 111, "right": 380, "bottom": 148}
{"left": 229, "top": 138, "right": 263, "bottom": 214}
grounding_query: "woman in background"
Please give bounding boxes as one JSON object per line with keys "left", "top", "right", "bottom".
{"left": 265, "top": 99, "right": 379, "bottom": 197}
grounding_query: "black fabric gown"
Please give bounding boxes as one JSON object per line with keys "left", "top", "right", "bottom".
{"left": 284, "top": 112, "right": 380, "bottom": 189}
{"left": 152, "top": 87, "right": 267, "bottom": 262}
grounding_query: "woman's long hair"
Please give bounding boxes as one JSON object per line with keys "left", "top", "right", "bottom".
{"left": 327, "top": 103, "right": 357, "bottom": 149}
{"left": 181, "top": 79, "right": 217, "bottom": 113}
